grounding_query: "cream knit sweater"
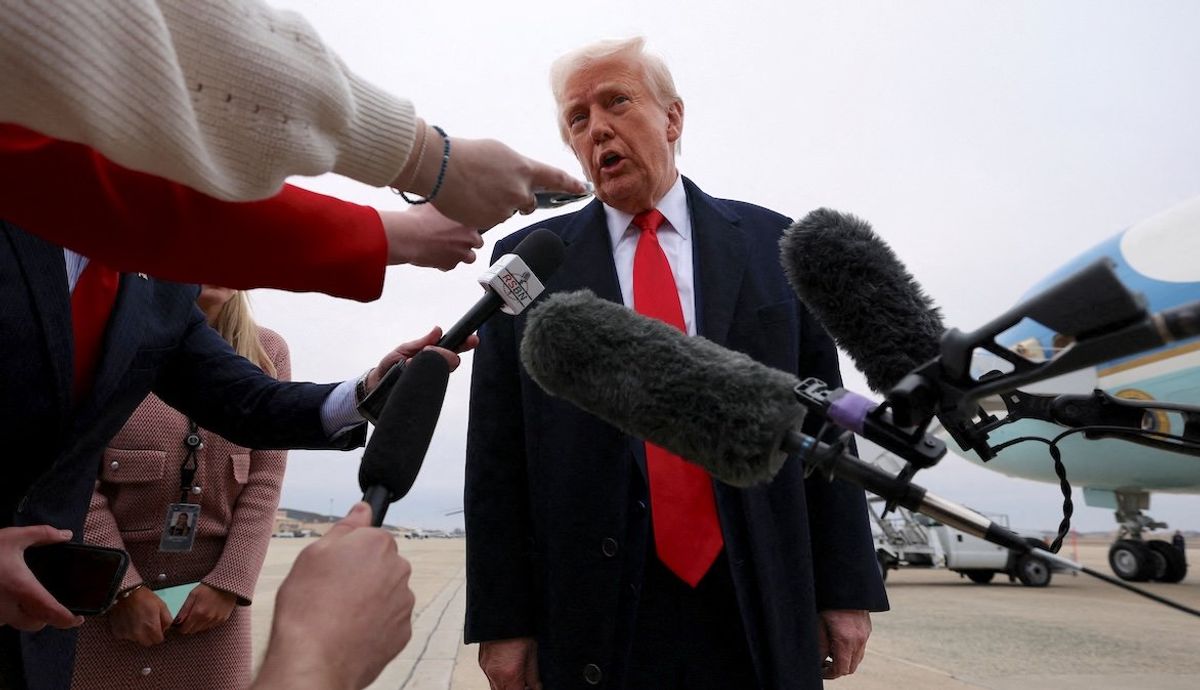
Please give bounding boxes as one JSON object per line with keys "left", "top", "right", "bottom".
{"left": 0, "top": 0, "right": 417, "bottom": 201}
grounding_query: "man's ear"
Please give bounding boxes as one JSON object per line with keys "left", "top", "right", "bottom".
{"left": 666, "top": 99, "right": 684, "bottom": 143}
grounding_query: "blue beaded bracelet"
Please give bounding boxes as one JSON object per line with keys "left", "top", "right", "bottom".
{"left": 400, "top": 125, "right": 450, "bottom": 205}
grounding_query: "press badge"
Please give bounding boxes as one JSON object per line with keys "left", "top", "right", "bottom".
{"left": 159, "top": 503, "right": 201, "bottom": 553}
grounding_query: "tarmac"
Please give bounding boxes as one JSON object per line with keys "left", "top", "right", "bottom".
{"left": 250, "top": 539, "right": 1200, "bottom": 689}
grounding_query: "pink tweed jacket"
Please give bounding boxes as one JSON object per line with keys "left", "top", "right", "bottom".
{"left": 83, "top": 327, "right": 290, "bottom": 603}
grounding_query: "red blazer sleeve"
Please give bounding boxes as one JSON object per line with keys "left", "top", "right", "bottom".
{"left": 0, "top": 124, "right": 387, "bottom": 302}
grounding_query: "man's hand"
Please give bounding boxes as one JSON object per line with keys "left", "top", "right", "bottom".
{"left": 108, "top": 586, "right": 172, "bottom": 646}
{"left": 174, "top": 582, "right": 237, "bottom": 635}
{"left": 0, "top": 525, "right": 84, "bottom": 631}
{"left": 380, "top": 205, "right": 484, "bottom": 271}
{"left": 364, "top": 326, "right": 480, "bottom": 395}
{"left": 817, "top": 609, "right": 872, "bottom": 679}
{"left": 252, "top": 502, "right": 414, "bottom": 690}
{"left": 479, "top": 637, "right": 540, "bottom": 690}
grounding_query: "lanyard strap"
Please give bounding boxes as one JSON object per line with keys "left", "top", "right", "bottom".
{"left": 179, "top": 420, "right": 202, "bottom": 503}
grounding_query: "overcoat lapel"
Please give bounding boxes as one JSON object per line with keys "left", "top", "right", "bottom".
{"left": 684, "top": 177, "right": 748, "bottom": 347}
{"left": 5, "top": 226, "right": 73, "bottom": 422}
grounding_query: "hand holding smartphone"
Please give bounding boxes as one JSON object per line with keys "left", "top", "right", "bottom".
{"left": 24, "top": 542, "right": 129, "bottom": 616}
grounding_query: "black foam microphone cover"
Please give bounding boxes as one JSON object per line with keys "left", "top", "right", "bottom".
{"left": 510, "top": 228, "right": 567, "bottom": 290}
{"left": 358, "top": 349, "right": 451, "bottom": 501}
{"left": 519, "top": 290, "right": 805, "bottom": 487}
{"left": 780, "top": 208, "right": 944, "bottom": 392}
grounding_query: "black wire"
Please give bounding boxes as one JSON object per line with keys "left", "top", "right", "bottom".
{"left": 989, "top": 433, "right": 1074, "bottom": 553}
{"left": 1078, "top": 565, "right": 1200, "bottom": 618}
{"left": 989, "top": 425, "right": 1200, "bottom": 554}
{"left": 988, "top": 425, "right": 1200, "bottom": 619}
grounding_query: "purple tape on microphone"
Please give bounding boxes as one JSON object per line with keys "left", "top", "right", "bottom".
{"left": 827, "top": 391, "right": 878, "bottom": 434}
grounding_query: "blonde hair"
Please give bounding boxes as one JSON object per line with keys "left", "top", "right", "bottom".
{"left": 549, "top": 37, "right": 683, "bottom": 154}
{"left": 211, "top": 291, "right": 276, "bottom": 378}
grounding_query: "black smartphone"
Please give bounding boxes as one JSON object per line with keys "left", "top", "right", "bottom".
{"left": 24, "top": 542, "right": 129, "bottom": 616}
{"left": 534, "top": 183, "right": 594, "bottom": 209}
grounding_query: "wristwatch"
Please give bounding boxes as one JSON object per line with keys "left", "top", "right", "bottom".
{"left": 354, "top": 368, "right": 373, "bottom": 407}
{"left": 356, "top": 360, "right": 406, "bottom": 425}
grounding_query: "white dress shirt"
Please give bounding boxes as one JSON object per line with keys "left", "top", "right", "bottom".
{"left": 604, "top": 174, "right": 696, "bottom": 336}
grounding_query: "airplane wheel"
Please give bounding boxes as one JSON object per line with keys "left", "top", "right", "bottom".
{"left": 1144, "top": 547, "right": 1169, "bottom": 581}
{"left": 1109, "top": 539, "right": 1150, "bottom": 581}
{"left": 965, "top": 570, "right": 995, "bottom": 584}
{"left": 1015, "top": 554, "right": 1051, "bottom": 587}
{"left": 1146, "top": 540, "right": 1188, "bottom": 583}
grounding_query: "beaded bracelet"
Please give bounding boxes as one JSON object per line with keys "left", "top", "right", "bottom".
{"left": 399, "top": 125, "right": 450, "bottom": 205}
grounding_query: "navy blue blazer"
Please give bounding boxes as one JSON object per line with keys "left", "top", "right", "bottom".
{"left": 0, "top": 221, "right": 366, "bottom": 690}
{"left": 464, "top": 179, "right": 888, "bottom": 689}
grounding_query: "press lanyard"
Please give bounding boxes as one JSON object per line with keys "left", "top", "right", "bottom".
{"left": 179, "top": 420, "right": 202, "bottom": 503}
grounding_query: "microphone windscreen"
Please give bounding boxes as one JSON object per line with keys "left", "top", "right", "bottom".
{"left": 780, "top": 208, "right": 944, "bottom": 392}
{"left": 512, "top": 228, "right": 566, "bottom": 278}
{"left": 520, "top": 290, "right": 804, "bottom": 487}
{"left": 358, "top": 350, "right": 450, "bottom": 499}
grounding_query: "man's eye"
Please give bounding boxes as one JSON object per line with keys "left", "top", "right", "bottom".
{"left": 612, "top": 95, "right": 630, "bottom": 106}
{"left": 569, "top": 113, "right": 587, "bottom": 127}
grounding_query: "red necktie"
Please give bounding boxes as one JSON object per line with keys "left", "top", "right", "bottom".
{"left": 71, "top": 260, "right": 119, "bottom": 403}
{"left": 631, "top": 209, "right": 723, "bottom": 587}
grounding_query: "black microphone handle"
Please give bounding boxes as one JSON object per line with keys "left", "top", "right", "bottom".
{"left": 363, "top": 485, "right": 391, "bottom": 528}
{"left": 360, "top": 291, "right": 503, "bottom": 423}
{"left": 782, "top": 430, "right": 1032, "bottom": 554}
{"left": 438, "top": 291, "right": 504, "bottom": 350}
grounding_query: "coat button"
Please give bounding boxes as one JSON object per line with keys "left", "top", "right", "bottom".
{"left": 110, "top": 461, "right": 119, "bottom": 470}
{"left": 583, "top": 663, "right": 602, "bottom": 685}
{"left": 634, "top": 500, "right": 647, "bottom": 514}
{"left": 141, "top": 667, "right": 152, "bottom": 676}
{"left": 192, "top": 486, "right": 202, "bottom": 495}
{"left": 156, "top": 573, "right": 167, "bottom": 582}
{"left": 601, "top": 537, "right": 618, "bottom": 557}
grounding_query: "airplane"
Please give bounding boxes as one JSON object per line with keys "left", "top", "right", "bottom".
{"left": 946, "top": 195, "right": 1200, "bottom": 583}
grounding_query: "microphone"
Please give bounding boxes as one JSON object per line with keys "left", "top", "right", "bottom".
{"left": 437, "top": 227, "right": 566, "bottom": 349}
{"left": 519, "top": 289, "right": 1034, "bottom": 552}
{"left": 359, "top": 228, "right": 566, "bottom": 423}
{"left": 779, "top": 208, "right": 944, "bottom": 393}
{"left": 780, "top": 208, "right": 1200, "bottom": 457}
{"left": 779, "top": 208, "right": 969, "bottom": 459}
{"left": 520, "top": 289, "right": 805, "bottom": 487}
{"left": 358, "top": 350, "right": 451, "bottom": 526}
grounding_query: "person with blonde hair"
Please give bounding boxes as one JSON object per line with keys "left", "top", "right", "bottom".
{"left": 72, "top": 287, "right": 309, "bottom": 688}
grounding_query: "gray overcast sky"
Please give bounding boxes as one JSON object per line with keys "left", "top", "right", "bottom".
{"left": 253, "top": 0, "right": 1200, "bottom": 531}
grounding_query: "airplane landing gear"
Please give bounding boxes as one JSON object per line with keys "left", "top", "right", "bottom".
{"left": 1146, "top": 540, "right": 1188, "bottom": 583}
{"left": 1107, "top": 492, "right": 1187, "bottom": 582}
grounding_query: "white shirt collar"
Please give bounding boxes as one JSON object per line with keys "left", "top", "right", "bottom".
{"left": 603, "top": 174, "right": 689, "bottom": 245}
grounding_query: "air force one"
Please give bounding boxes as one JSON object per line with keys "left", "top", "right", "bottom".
{"left": 951, "top": 196, "right": 1200, "bottom": 583}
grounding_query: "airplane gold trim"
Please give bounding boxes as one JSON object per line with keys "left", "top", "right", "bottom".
{"left": 1098, "top": 340, "right": 1200, "bottom": 378}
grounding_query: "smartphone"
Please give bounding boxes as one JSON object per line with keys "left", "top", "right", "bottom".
{"left": 534, "top": 183, "right": 594, "bottom": 209}
{"left": 24, "top": 542, "right": 129, "bottom": 616}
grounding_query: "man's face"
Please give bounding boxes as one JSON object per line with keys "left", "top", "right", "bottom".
{"left": 560, "top": 54, "right": 682, "bottom": 214}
